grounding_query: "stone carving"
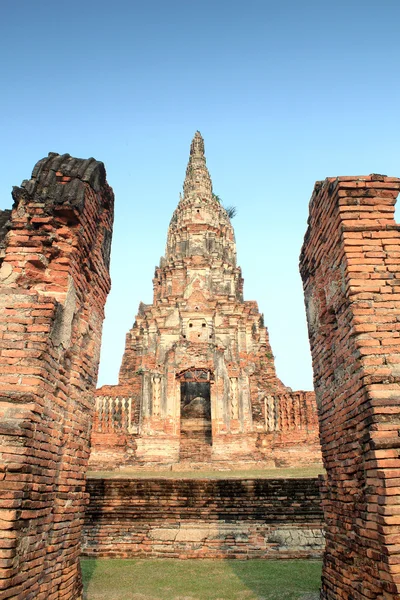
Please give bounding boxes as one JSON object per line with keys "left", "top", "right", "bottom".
{"left": 230, "top": 378, "right": 239, "bottom": 419}
{"left": 152, "top": 375, "right": 161, "bottom": 416}
{"left": 265, "top": 395, "right": 276, "bottom": 432}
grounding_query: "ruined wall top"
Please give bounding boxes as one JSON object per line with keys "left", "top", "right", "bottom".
{"left": 2, "top": 152, "right": 114, "bottom": 300}
{"left": 15, "top": 152, "right": 108, "bottom": 212}
{"left": 0, "top": 208, "right": 11, "bottom": 250}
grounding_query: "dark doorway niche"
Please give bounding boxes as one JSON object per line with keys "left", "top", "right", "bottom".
{"left": 180, "top": 381, "right": 211, "bottom": 419}
{"left": 179, "top": 371, "right": 212, "bottom": 462}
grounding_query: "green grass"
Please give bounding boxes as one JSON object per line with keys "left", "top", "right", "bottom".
{"left": 87, "top": 465, "right": 324, "bottom": 480}
{"left": 81, "top": 558, "right": 322, "bottom": 600}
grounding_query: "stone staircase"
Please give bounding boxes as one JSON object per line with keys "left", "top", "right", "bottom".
{"left": 179, "top": 418, "right": 212, "bottom": 462}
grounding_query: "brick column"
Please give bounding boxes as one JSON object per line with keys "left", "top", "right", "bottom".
{"left": 300, "top": 175, "right": 400, "bottom": 599}
{"left": 0, "top": 154, "right": 114, "bottom": 599}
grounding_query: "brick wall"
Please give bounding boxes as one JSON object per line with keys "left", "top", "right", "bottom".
{"left": 300, "top": 175, "right": 400, "bottom": 599}
{"left": 0, "top": 154, "right": 113, "bottom": 600}
{"left": 82, "top": 477, "right": 324, "bottom": 559}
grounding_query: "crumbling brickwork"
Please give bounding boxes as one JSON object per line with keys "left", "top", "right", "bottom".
{"left": 82, "top": 477, "right": 324, "bottom": 559}
{"left": 0, "top": 209, "right": 11, "bottom": 254}
{"left": 300, "top": 175, "right": 400, "bottom": 599}
{"left": 0, "top": 154, "right": 113, "bottom": 599}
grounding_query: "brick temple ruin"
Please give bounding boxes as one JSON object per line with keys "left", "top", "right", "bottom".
{"left": 0, "top": 155, "right": 113, "bottom": 599}
{"left": 89, "top": 132, "right": 321, "bottom": 470}
{"left": 301, "top": 175, "right": 400, "bottom": 599}
{"left": 1, "top": 136, "right": 400, "bottom": 600}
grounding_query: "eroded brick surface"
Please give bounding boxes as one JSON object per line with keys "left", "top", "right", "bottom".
{"left": 0, "top": 154, "right": 113, "bottom": 599}
{"left": 300, "top": 175, "right": 400, "bottom": 599}
{"left": 82, "top": 477, "right": 324, "bottom": 559}
{"left": 90, "top": 133, "right": 321, "bottom": 470}
{"left": 0, "top": 209, "right": 11, "bottom": 246}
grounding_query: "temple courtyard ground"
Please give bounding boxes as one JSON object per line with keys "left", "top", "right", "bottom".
{"left": 82, "top": 466, "right": 324, "bottom": 598}
{"left": 81, "top": 558, "right": 322, "bottom": 599}
{"left": 86, "top": 465, "right": 324, "bottom": 479}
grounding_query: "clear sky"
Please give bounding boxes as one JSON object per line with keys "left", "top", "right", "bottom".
{"left": 1, "top": 0, "right": 400, "bottom": 391}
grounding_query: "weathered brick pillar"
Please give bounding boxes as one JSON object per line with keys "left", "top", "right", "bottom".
{"left": 0, "top": 154, "right": 114, "bottom": 599}
{"left": 300, "top": 175, "right": 400, "bottom": 599}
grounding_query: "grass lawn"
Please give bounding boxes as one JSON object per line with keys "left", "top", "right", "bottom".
{"left": 86, "top": 465, "right": 324, "bottom": 480}
{"left": 81, "top": 558, "right": 322, "bottom": 600}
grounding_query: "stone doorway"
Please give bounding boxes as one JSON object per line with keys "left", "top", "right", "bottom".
{"left": 178, "top": 370, "right": 212, "bottom": 462}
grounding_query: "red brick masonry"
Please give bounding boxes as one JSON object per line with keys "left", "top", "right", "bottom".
{"left": 90, "top": 389, "right": 321, "bottom": 469}
{"left": 300, "top": 175, "right": 400, "bottom": 599}
{"left": 82, "top": 477, "right": 324, "bottom": 559}
{"left": 0, "top": 154, "right": 114, "bottom": 600}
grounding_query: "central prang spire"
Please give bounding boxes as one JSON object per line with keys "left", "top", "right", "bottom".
{"left": 183, "top": 131, "right": 213, "bottom": 201}
{"left": 165, "top": 131, "right": 237, "bottom": 268}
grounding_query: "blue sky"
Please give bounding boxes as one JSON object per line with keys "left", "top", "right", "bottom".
{"left": 1, "top": 0, "right": 400, "bottom": 390}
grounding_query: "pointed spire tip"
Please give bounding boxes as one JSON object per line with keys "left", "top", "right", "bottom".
{"left": 190, "top": 131, "right": 205, "bottom": 157}
{"left": 183, "top": 131, "right": 212, "bottom": 199}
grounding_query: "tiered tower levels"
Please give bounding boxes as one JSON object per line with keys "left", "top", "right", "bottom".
{"left": 90, "top": 132, "right": 321, "bottom": 469}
